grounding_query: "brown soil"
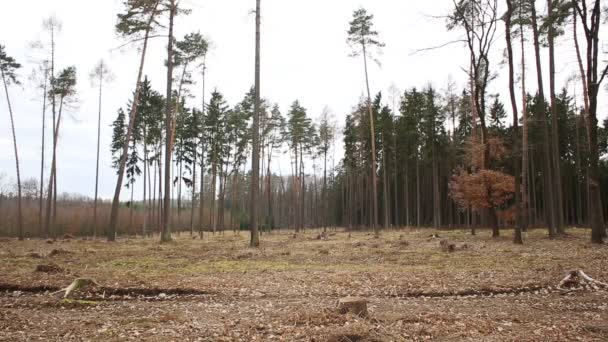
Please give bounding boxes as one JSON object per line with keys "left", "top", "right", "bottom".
{"left": 1, "top": 228, "right": 607, "bottom": 341}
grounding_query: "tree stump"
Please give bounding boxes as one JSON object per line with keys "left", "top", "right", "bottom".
{"left": 337, "top": 297, "right": 368, "bottom": 317}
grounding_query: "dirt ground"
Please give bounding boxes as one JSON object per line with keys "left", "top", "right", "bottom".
{"left": 1, "top": 228, "right": 607, "bottom": 341}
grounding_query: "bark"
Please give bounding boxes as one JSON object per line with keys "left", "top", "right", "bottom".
{"left": 93, "top": 68, "right": 103, "bottom": 239}
{"left": 39, "top": 67, "right": 48, "bottom": 236}
{"left": 362, "top": 42, "right": 379, "bottom": 237}
{"left": 190, "top": 137, "right": 196, "bottom": 236}
{"left": 161, "top": 1, "right": 176, "bottom": 243}
{"left": 142, "top": 125, "right": 148, "bottom": 237}
{"left": 416, "top": 157, "right": 421, "bottom": 227}
{"left": 530, "top": 0, "right": 556, "bottom": 237}
{"left": 505, "top": 0, "right": 523, "bottom": 244}
{"left": 199, "top": 62, "right": 206, "bottom": 239}
{"left": 43, "top": 23, "right": 57, "bottom": 239}
{"left": 323, "top": 148, "right": 327, "bottom": 232}
{"left": 546, "top": 0, "right": 565, "bottom": 234}
{"left": 574, "top": 0, "right": 606, "bottom": 242}
{"left": 108, "top": 2, "right": 159, "bottom": 241}
{"left": 45, "top": 95, "right": 64, "bottom": 241}
{"left": 519, "top": 3, "right": 529, "bottom": 230}
{"left": 250, "top": 0, "right": 261, "bottom": 247}
{"left": 382, "top": 139, "right": 390, "bottom": 229}
{"left": 211, "top": 160, "right": 217, "bottom": 232}
{"left": 1, "top": 68, "right": 24, "bottom": 240}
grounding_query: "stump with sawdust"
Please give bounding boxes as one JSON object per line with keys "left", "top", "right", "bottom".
{"left": 337, "top": 297, "right": 368, "bottom": 317}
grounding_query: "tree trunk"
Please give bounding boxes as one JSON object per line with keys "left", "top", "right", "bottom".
{"left": 199, "top": 63, "right": 206, "bottom": 239}
{"left": 43, "top": 25, "right": 57, "bottom": 239}
{"left": 382, "top": 139, "right": 390, "bottom": 229}
{"left": 546, "top": 0, "right": 565, "bottom": 234}
{"left": 161, "top": 1, "right": 175, "bottom": 243}
{"left": 211, "top": 160, "right": 217, "bottom": 233}
{"left": 249, "top": 0, "right": 261, "bottom": 247}
{"left": 530, "top": 1, "right": 556, "bottom": 237}
{"left": 108, "top": 3, "right": 159, "bottom": 241}
{"left": 575, "top": 0, "right": 606, "bottom": 242}
{"left": 416, "top": 157, "right": 421, "bottom": 227}
{"left": 190, "top": 138, "right": 196, "bottom": 236}
{"left": 1, "top": 69, "right": 24, "bottom": 240}
{"left": 505, "top": 0, "right": 523, "bottom": 244}
{"left": 362, "top": 43, "right": 379, "bottom": 237}
{"left": 519, "top": 5, "right": 529, "bottom": 231}
{"left": 93, "top": 69, "right": 103, "bottom": 238}
{"left": 323, "top": 149, "right": 327, "bottom": 232}
{"left": 129, "top": 181, "right": 134, "bottom": 237}
{"left": 39, "top": 66, "right": 48, "bottom": 237}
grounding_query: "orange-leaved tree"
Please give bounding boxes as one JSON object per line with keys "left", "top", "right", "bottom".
{"left": 449, "top": 136, "right": 514, "bottom": 237}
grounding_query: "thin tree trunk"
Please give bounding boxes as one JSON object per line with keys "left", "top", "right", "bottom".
{"left": 190, "top": 137, "right": 196, "bottom": 236}
{"left": 43, "top": 24, "right": 57, "bottom": 239}
{"left": 211, "top": 161, "right": 217, "bottom": 232}
{"left": 505, "top": 0, "right": 523, "bottom": 244}
{"left": 416, "top": 157, "right": 421, "bottom": 227}
{"left": 323, "top": 149, "right": 327, "bottom": 232}
{"left": 546, "top": 0, "right": 565, "bottom": 234}
{"left": 45, "top": 96, "right": 64, "bottom": 241}
{"left": 249, "top": 0, "right": 261, "bottom": 246}
{"left": 39, "top": 66, "right": 48, "bottom": 237}
{"left": 93, "top": 69, "right": 103, "bottom": 239}
{"left": 143, "top": 125, "right": 148, "bottom": 237}
{"left": 1, "top": 69, "right": 24, "bottom": 240}
{"left": 519, "top": 5, "right": 529, "bottom": 231}
{"left": 362, "top": 43, "right": 379, "bottom": 237}
{"left": 129, "top": 181, "right": 134, "bottom": 237}
{"left": 161, "top": 1, "right": 176, "bottom": 243}
{"left": 108, "top": 2, "right": 159, "bottom": 241}
{"left": 199, "top": 63, "right": 206, "bottom": 239}
{"left": 530, "top": 1, "right": 556, "bottom": 237}
{"left": 393, "top": 134, "right": 399, "bottom": 227}
{"left": 575, "top": 0, "right": 606, "bottom": 242}
{"left": 382, "top": 139, "right": 390, "bottom": 229}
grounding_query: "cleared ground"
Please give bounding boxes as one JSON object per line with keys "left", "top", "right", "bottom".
{"left": 1, "top": 228, "right": 607, "bottom": 341}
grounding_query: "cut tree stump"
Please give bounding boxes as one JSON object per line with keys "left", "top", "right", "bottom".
{"left": 337, "top": 297, "right": 368, "bottom": 317}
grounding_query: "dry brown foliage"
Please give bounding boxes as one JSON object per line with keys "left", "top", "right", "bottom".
{"left": 449, "top": 168, "right": 515, "bottom": 212}
{"left": 465, "top": 135, "right": 509, "bottom": 169}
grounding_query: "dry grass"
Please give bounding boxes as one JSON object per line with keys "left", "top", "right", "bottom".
{"left": 1, "top": 228, "right": 607, "bottom": 341}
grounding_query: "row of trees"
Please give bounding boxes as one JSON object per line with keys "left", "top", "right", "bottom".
{"left": 1, "top": 1, "right": 606, "bottom": 246}
{"left": 332, "top": 0, "right": 608, "bottom": 244}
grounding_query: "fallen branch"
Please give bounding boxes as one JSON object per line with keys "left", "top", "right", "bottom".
{"left": 558, "top": 270, "right": 608, "bottom": 291}
{"left": 51, "top": 278, "right": 99, "bottom": 298}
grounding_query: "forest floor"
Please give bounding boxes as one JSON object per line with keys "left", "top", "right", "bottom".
{"left": 1, "top": 228, "right": 608, "bottom": 341}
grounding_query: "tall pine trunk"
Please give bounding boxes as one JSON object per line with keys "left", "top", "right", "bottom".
{"left": 93, "top": 69, "right": 103, "bottom": 238}
{"left": 38, "top": 66, "right": 48, "bottom": 236}
{"left": 161, "top": 1, "right": 176, "bottom": 243}
{"left": 1, "top": 68, "right": 24, "bottom": 240}
{"left": 505, "top": 0, "right": 523, "bottom": 244}
{"left": 530, "top": 1, "right": 556, "bottom": 237}
{"left": 108, "top": 3, "right": 159, "bottom": 241}
{"left": 546, "top": 0, "right": 565, "bottom": 234}
{"left": 362, "top": 43, "right": 379, "bottom": 237}
{"left": 250, "top": 0, "right": 262, "bottom": 247}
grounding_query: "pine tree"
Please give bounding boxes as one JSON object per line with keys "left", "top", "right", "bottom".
{"left": 347, "top": 8, "right": 385, "bottom": 237}
{"left": 0, "top": 45, "right": 24, "bottom": 240}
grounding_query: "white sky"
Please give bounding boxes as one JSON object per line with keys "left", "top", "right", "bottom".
{"left": 0, "top": 0, "right": 606, "bottom": 200}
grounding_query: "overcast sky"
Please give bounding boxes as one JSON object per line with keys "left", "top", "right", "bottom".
{"left": 0, "top": 0, "right": 605, "bottom": 201}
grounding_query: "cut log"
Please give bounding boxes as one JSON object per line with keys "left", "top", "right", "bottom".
{"left": 337, "top": 297, "right": 368, "bottom": 317}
